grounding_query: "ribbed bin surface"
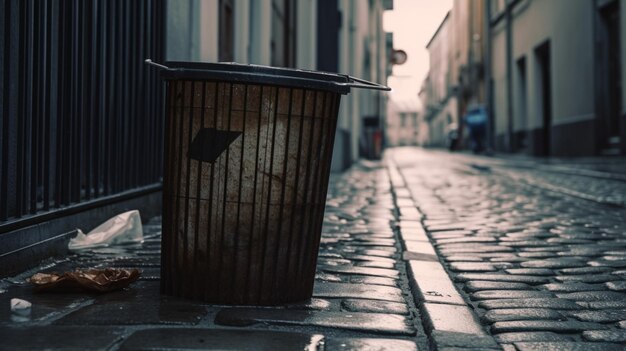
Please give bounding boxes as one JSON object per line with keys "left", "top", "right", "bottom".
{"left": 161, "top": 79, "right": 340, "bottom": 305}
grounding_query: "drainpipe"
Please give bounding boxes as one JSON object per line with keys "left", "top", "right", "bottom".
{"left": 249, "top": 0, "right": 271, "bottom": 65}
{"left": 505, "top": 0, "right": 514, "bottom": 152}
{"left": 484, "top": 0, "right": 493, "bottom": 151}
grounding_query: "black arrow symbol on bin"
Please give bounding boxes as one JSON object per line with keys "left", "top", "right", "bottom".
{"left": 188, "top": 128, "right": 242, "bottom": 163}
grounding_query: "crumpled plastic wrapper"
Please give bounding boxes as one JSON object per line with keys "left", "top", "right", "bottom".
{"left": 29, "top": 268, "right": 140, "bottom": 293}
{"left": 69, "top": 210, "right": 143, "bottom": 250}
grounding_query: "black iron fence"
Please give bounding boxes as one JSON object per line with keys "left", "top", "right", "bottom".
{"left": 0, "top": 0, "right": 165, "bottom": 233}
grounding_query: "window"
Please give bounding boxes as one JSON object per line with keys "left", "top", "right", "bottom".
{"left": 271, "top": 0, "right": 297, "bottom": 67}
{"left": 219, "top": 0, "right": 234, "bottom": 61}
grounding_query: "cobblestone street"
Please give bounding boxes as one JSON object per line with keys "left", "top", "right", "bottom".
{"left": 390, "top": 147, "right": 626, "bottom": 350}
{"left": 2, "top": 147, "right": 626, "bottom": 350}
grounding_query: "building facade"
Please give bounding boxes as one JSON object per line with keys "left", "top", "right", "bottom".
{"left": 420, "top": 1, "right": 488, "bottom": 150}
{"left": 489, "top": 0, "right": 626, "bottom": 156}
{"left": 166, "top": 0, "right": 316, "bottom": 68}
{"left": 166, "top": 0, "right": 393, "bottom": 170}
{"left": 420, "top": 12, "right": 458, "bottom": 148}
{"left": 336, "top": 0, "right": 393, "bottom": 165}
{"left": 452, "top": 0, "right": 487, "bottom": 147}
{"left": 386, "top": 99, "right": 420, "bottom": 146}
{"left": 423, "top": 0, "right": 626, "bottom": 156}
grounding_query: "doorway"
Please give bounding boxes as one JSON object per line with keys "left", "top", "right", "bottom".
{"left": 218, "top": 0, "right": 234, "bottom": 62}
{"left": 516, "top": 56, "right": 528, "bottom": 151}
{"left": 597, "top": 0, "right": 622, "bottom": 153}
{"left": 534, "top": 41, "right": 552, "bottom": 156}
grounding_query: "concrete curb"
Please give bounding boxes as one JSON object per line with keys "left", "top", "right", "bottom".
{"left": 387, "top": 158, "right": 501, "bottom": 351}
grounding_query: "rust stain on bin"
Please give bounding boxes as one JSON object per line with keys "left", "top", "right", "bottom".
{"left": 162, "top": 79, "right": 340, "bottom": 305}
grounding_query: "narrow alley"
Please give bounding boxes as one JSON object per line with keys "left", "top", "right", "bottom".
{"left": 2, "top": 148, "right": 626, "bottom": 350}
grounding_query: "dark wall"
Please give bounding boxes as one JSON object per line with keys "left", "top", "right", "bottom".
{"left": 497, "top": 119, "right": 599, "bottom": 157}
{"left": 549, "top": 119, "right": 597, "bottom": 157}
{"left": 317, "top": 0, "right": 340, "bottom": 73}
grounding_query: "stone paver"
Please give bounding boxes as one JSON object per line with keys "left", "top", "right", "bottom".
{"left": 491, "top": 320, "right": 609, "bottom": 333}
{"left": 120, "top": 328, "right": 324, "bottom": 350}
{"left": 421, "top": 303, "right": 486, "bottom": 335}
{"left": 464, "top": 281, "right": 532, "bottom": 292}
{"left": 583, "top": 330, "right": 626, "bottom": 342}
{"left": 455, "top": 273, "right": 549, "bottom": 285}
{"left": 514, "top": 342, "right": 624, "bottom": 351}
{"left": 350, "top": 276, "right": 397, "bottom": 287}
{"left": 555, "top": 291, "right": 626, "bottom": 301}
{"left": 470, "top": 290, "right": 554, "bottom": 300}
{"left": 494, "top": 332, "right": 572, "bottom": 343}
{"left": 214, "top": 308, "right": 416, "bottom": 336}
{"left": 430, "top": 330, "right": 500, "bottom": 350}
{"left": 341, "top": 299, "right": 410, "bottom": 315}
{"left": 0, "top": 326, "right": 124, "bottom": 350}
{"left": 577, "top": 300, "right": 626, "bottom": 309}
{"left": 568, "top": 310, "right": 626, "bottom": 323}
{"left": 606, "top": 281, "right": 626, "bottom": 291}
{"left": 542, "top": 282, "right": 606, "bottom": 292}
{"left": 407, "top": 261, "right": 466, "bottom": 305}
{"left": 478, "top": 298, "right": 582, "bottom": 310}
{"left": 504, "top": 268, "right": 555, "bottom": 276}
{"left": 481, "top": 309, "right": 564, "bottom": 323}
{"left": 313, "top": 281, "right": 404, "bottom": 302}
{"left": 555, "top": 274, "right": 624, "bottom": 283}
{"left": 449, "top": 262, "right": 497, "bottom": 272}
{"left": 325, "top": 337, "right": 420, "bottom": 351}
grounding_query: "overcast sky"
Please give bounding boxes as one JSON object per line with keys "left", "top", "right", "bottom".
{"left": 384, "top": 0, "right": 452, "bottom": 106}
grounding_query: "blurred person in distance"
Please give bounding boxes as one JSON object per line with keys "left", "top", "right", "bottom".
{"left": 463, "top": 105, "right": 487, "bottom": 154}
{"left": 445, "top": 122, "right": 459, "bottom": 151}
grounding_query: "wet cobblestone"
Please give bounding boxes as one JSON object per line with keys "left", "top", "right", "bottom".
{"left": 0, "top": 160, "right": 426, "bottom": 350}
{"left": 3, "top": 148, "right": 626, "bottom": 349}
{"left": 391, "top": 148, "right": 626, "bottom": 349}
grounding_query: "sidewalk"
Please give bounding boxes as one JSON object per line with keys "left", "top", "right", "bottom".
{"left": 2, "top": 147, "right": 626, "bottom": 350}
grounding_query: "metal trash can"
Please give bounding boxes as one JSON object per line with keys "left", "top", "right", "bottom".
{"left": 148, "top": 60, "right": 389, "bottom": 305}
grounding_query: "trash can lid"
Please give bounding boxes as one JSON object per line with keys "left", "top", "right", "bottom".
{"left": 156, "top": 61, "right": 390, "bottom": 95}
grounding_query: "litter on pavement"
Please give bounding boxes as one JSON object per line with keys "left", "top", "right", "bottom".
{"left": 10, "top": 298, "right": 32, "bottom": 316}
{"left": 68, "top": 210, "right": 143, "bottom": 250}
{"left": 29, "top": 268, "right": 141, "bottom": 293}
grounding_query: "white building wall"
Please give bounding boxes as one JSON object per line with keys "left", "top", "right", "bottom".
{"left": 296, "top": 0, "right": 317, "bottom": 70}
{"left": 166, "top": 0, "right": 389, "bottom": 170}
{"left": 386, "top": 101, "right": 420, "bottom": 146}
{"left": 166, "top": 0, "right": 218, "bottom": 62}
{"left": 491, "top": 19, "right": 508, "bottom": 136}
{"left": 515, "top": 0, "right": 594, "bottom": 128}
{"left": 249, "top": 0, "right": 272, "bottom": 65}
{"left": 234, "top": 0, "right": 250, "bottom": 63}
{"left": 167, "top": 0, "right": 317, "bottom": 67}
{"left": 332, "top": 0, "right": 390, "bottom": 171}
{"left": 424, "top": 13, "right": 457, "bottom": 147}
{"left": 491, "top": 0, "right": 595, "bottom": 136}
